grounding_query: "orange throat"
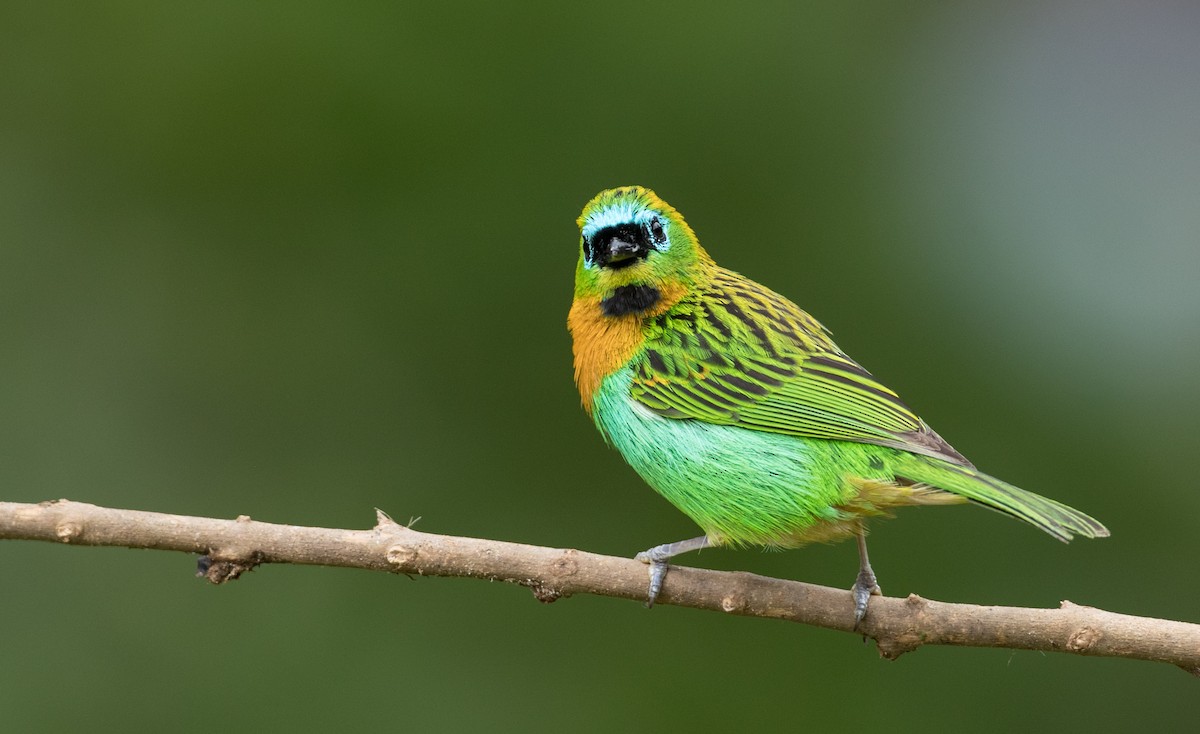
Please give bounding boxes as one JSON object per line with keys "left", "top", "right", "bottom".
{"left": 568, "top": 283, "right": 684, "bottom": 414}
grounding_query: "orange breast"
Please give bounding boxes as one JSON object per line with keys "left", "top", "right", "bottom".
{"left": 567, "top": 283, "right": 684, "bottom": 414}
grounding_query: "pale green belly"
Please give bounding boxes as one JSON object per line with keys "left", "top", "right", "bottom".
{"left": 592, "top": 368, "right": 872, "bottom": 547}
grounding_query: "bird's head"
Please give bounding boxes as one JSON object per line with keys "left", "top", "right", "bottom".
{"left": 574, "top": 186, "right": 711, "bottom": 317}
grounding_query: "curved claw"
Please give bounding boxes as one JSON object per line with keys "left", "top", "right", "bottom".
{"left": 645, "top": 560, "right": 669, "bottom": 607}
{"left": 633, "top": 536, "right": 710, "bottom": 608}
{"left": 851, "top": 567, "right": 881, "bottom": 629}
{"left": 634, "top": 551, "right": 670, "bottom": 607}
{"left": 851, "top": 528, "right": 882, "bottom": 630}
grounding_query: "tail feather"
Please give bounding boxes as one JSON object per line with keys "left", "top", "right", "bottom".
{"left": 893, "top": 455, "right": 1110, "bottom": 542}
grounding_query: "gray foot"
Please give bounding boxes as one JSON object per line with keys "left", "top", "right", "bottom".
{"left": 634, "top": 536, "right": 710, "bottom": 607}
{"left": 634, "top": 557, "right": 669, "bottom": 607}
{"left": 850, "top": 566, "right": 881, "bottom": 629}
{"left": 852, "top": 528, "right": 881, "bottom": 628}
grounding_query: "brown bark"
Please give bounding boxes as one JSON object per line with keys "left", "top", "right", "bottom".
{"left": 2, "top": 499, "right": 1196, "bottom": 674}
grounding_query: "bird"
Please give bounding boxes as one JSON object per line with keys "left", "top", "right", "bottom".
{"left": 566, "top": 185, "right": 1109, "bottom": 625}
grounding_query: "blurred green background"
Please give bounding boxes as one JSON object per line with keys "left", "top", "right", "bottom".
{"left": 2, "top": 1, "right": 1198, "bottom": 730}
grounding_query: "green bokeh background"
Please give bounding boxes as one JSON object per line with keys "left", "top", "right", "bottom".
{"left": 3, "top": 2, "right": 1198, "bottom": 730}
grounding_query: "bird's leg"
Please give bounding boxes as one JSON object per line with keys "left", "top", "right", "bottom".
{"left": 851, "top": 527, "right": 882, "bottom": 628}
{"left": 634, "top": 535, "right": 711, "bottom": 607}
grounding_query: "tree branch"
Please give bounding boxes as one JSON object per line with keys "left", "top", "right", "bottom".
{"left": 2, "top": 499, "right": 1196, "bottom": 674}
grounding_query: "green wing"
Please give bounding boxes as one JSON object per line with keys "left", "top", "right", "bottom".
{"left": 631, "top": 268, "right": 972, "bottom": 466}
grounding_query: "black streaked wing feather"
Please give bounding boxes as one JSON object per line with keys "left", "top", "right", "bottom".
{"left": 630, "top": 268, "right": 972, "bottom": 467}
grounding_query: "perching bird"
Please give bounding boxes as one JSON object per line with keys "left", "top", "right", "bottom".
{"left": 567, "top": 185, "right": 1109, "bottom": 625}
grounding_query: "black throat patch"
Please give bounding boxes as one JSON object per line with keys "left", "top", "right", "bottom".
{"left": 601, "top": 284, "right": 662, "bottom": 317}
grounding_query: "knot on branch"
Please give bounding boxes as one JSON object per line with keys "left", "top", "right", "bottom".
{"left": 523, "top": 549, "right": 583, "bottom": 603}
{"left": 870, "top": 594, "right": 933, "bottom": 660}
{"left": 1067, "top": 626, "right": 1102, "bottom": 653}
{"left": 528, "top": 582, "right": 562, "bottom": 603}
{"left": 874, "top": 632, "right": 924, "bottom": 660}
{"left": 386, "top": 544, "right": 420, "bottom": 571}
{"left": 55, "top": 521, "right": 83, "bottom": 543}
{"left": 196, "top": 551, "right": 264, "bottom": 585}
{"left": 551, "top": 550, "right": 580, "bottom": 579}
{"left": 720, "top": 594, "right": 747, "bottom": 613}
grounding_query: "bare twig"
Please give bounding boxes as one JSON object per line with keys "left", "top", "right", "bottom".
{"left": 2, "top": 499, "right": 1196, "bottom": 674}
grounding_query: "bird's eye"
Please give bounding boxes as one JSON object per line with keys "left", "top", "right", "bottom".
{"left": 648, "top": 218, "right": 666, "bottom": 244}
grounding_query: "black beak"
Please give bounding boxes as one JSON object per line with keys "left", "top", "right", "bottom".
{"left": 606, "top": 237, "right": 642, "bottom": 265}
{"left": 592, "top": 224, "right": 651, "bottom": 270}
